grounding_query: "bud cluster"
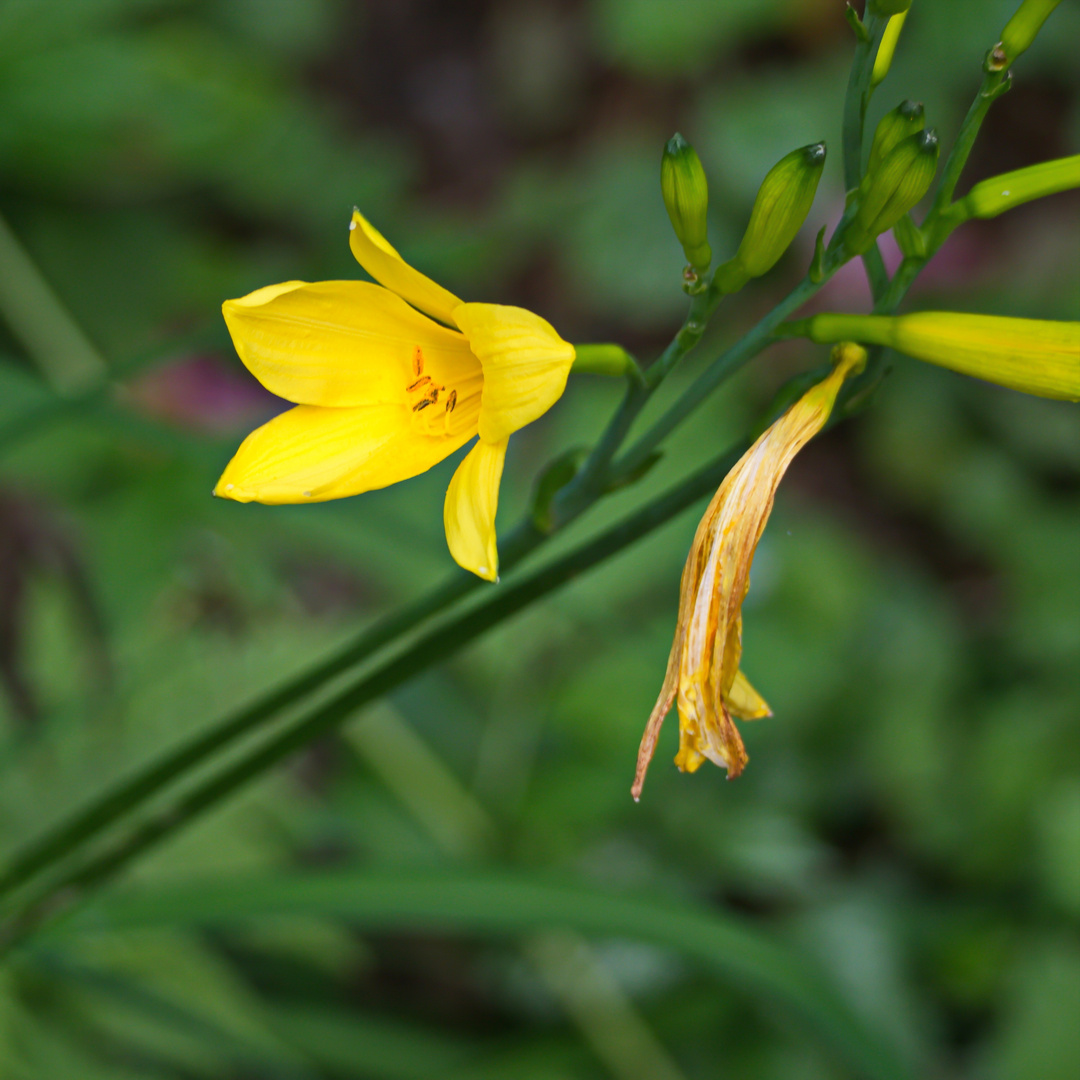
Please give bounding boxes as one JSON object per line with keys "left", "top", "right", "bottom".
{"left": 841, "top": 100, "right": 938, "bottom": 255}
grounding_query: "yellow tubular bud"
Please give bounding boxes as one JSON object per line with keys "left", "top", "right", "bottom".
{"left": 661, "top": 134, "right": 712, "bottom": 273}
{"left": 871, "top": 12, "right": 909, "bottom": 89}
{"left": 1000, "top": 0, "right": 1064, "bottom": 65}
{"left": 960, "top": 154, "right": 1080, "bottom": 220}
{"left": 800, "top": 311, "right": 1080, "bottom": 401}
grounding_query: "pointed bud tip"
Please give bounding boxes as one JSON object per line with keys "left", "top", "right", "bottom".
{"left": 918, "top": 128, "right": 940, "bottom": 152}
{"left": 665, "top": 133, "right": 690, "bottom": 156}
{"left": 804, "top": 141, "right": 827, "bottom": 164}
{"left": 899, "top": 100, "right": 924, "bottom": 120}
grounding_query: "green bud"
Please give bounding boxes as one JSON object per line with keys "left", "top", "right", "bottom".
{"left": 850, "top": 129, "right": 939, "bottom": 252}
{"left": 714, "top": 142, "right": 826, "bottom": 293}
{"left": 868, "top": 0, "right": 912, "bottom": 15}
{"left": 1000, "top": 0, "right": 1063, "bottom": 65}
{"left": 661, "top": 134, "right": 712, "bottom": 272}
{"left": 736, "top": 142, "right": 826, "bottom": 277}
{"left": 866, "top": 100, "right": 924, "bottom": 180}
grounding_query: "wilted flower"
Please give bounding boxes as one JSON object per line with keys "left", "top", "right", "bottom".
{"left": 215, "top": 210, "right": 575, "bottom": 581}
{"left": 632, "top": 343, "right": 867, "bottom": 799}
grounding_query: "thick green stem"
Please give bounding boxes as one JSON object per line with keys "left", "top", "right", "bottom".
{"left": 0, "top": 440, "right": 746, "bottom": 953}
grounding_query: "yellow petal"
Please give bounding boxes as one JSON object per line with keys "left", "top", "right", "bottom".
{"left": 725, "top": 670, "right": 772, "bottom": 720}
{"left": 452, "top": 303, "right": 576, "bottom": 444}
{"left": 349, "top": 210, "right": 463, "bottom": 329}
{"left": 443, "top": 437, "right": 507, "bottom": 581}
{"left": 222, "top": 280, "right": 479, "bottom": 408}
{"left": 215, "top": 401, "right": 476, "bottom": 505}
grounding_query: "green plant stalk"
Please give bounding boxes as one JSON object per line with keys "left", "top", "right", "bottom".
{"left": 45, "top": 869, "right": 918, "bottom": 1080}
{"left": 929, "top": 68, "right": 1011, "bottom": 217}
{"left": 840, "top": 9, "right": 890, "bottom": 302}
{"left": 0, "top": 439, "right": 746, "bottom": 953}
{"left": 0, "top": 211, "right": 108, "bottom": 395}
{"left": 0, "top": 328, "right": 221, "bottom": 457}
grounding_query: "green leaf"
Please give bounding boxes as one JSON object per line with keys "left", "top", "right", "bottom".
{"left": 53, "top": 869, "right": 917, "bottom": 1080}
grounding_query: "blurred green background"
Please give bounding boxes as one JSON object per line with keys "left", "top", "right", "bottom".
{"left": 1, "top": 0, "right": 1079, "bottom": 1077}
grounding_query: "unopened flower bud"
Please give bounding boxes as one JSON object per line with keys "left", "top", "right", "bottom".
{"left": 871, "top": 11, "right": 909, "bottom": 88}
{"left": 962, "top": 154, "right": 1080, "bottom": 220}
{"left": 1000, "top": 0, "right": 1064, "bottom": 65}
{"left": 866, "top": 100, "right": 924, "bottom": 180}
{"left": 661, "top": 134, "right": 712, "bottom": 273}
{"left": 714, "top": 142, "right": 826, "bottom": 293}
{"left": 868, "top": 0, "right": 912, "bottom": 14}
{"left": 793, "top": 311, "right": 1080, "bottom": 401}
{"left": 849, "top": 128, "right": 939, "bottom": 252}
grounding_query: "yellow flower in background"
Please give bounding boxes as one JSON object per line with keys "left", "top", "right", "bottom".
{"left": 215, "top": 210, "right": 576, "bottom": 581}
{"left": 632, "top": 343, "right": 867, "bottom": 800}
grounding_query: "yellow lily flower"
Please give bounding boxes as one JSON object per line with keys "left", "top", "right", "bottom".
{"left": 214, "top": 211, "right": 575, "bottom": 581}
{"left": 632, "top": 343, "right": 867, "bottom": 800}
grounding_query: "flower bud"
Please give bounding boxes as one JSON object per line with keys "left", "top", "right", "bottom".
{"left": 866, "top": 100, "right": 924, "bottom": 180}
{"left": 960, "top": 154, "right": 1080, "bottom": 220}
{"left": 868, "top": 0, "right": 912, "bottom": 14}
{"left": 661, "top": 134, "right": 712, "bottom": 273}
{"left": 849, "top": 128, "right": 939, "bottom": 252}
{"left": 714, "top": 142, "right": 826, "bottom": 293}
{"left": 794, "top": 311, "right": 1080, "bottom": 401}
{"left": 871, "top": 11, "right": 909, "bottom": 88}
{"left": 1000, "top": 0, "right": 1064, "bottom": 65}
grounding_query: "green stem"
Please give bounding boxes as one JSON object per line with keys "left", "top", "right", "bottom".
{"left": 1, "top": 439, "right": 746, "bottom": 953}
{"left": 841, "top": 12, "right": 885, "bottom": 189}
{"left": 928, "top": 66, "right": 1010, "bottom": 218}
{"left": 612, "top": 273, "right": 825, "bottom": 483}
{"left": 0, "top": 211, "right": 108, "bottom": 395}
{"left": 840, "top": 12, "right": 889, "bottom": 301}
{"left": 0, "top": 328, "right": 220, "bottom": 457}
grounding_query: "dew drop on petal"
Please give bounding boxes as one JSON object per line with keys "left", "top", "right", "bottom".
{"left": 303, "top": 491, "right": 312, "bottom": 498}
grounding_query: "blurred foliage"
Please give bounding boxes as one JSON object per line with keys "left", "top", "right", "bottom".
{"left": 0, "top": 0, "right": 1078, "bottom": 1078}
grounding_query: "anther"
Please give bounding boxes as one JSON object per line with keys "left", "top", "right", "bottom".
{"left": 413, "top": 346, "right": 424, "bottom": 376}
{"left": 412, "top": 398, "right": 433, "bottom": 412}
{"left": 406, "top": 376, "right": 432, "bottom": 392}
{"left": 445, "top": 389, "right": 457, "bottom": 413}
